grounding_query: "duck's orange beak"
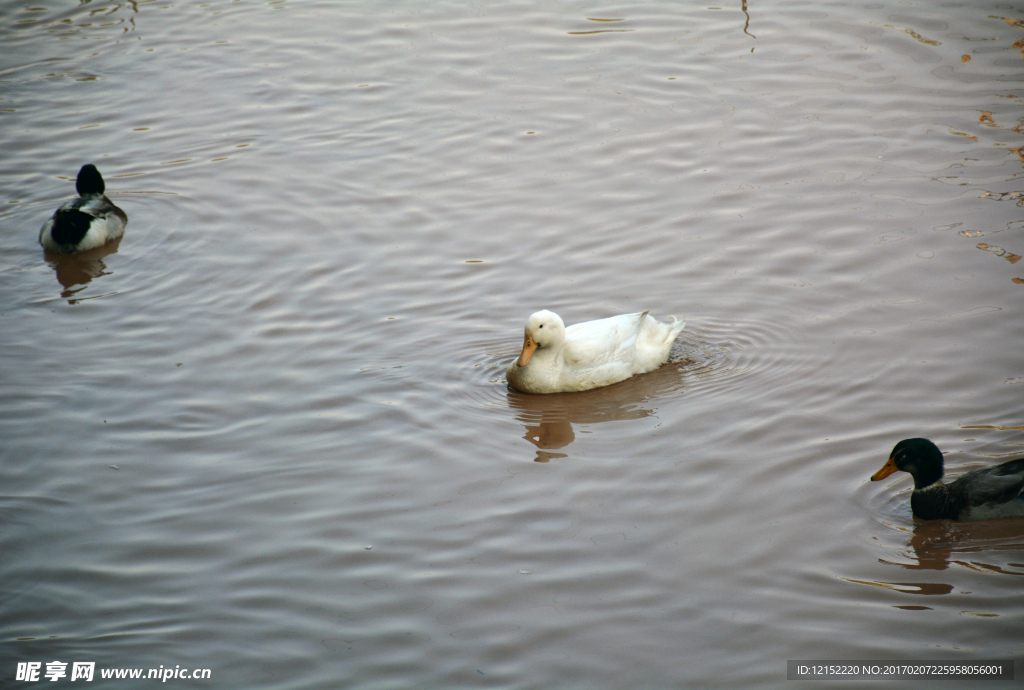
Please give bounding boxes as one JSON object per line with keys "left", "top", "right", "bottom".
{"left": 871, "top": 456, "right": 899, "bottom": 481}
{"left": 516, "top": 334, "right": 538, "bottom": 367}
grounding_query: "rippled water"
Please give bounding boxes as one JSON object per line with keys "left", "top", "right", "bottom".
{"left": 2, "top": 1, "right": 1023, "bottom": 687}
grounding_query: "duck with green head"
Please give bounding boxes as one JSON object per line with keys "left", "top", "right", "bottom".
{"left": 872, "top": 438, "right": 1024, "bottom": 521}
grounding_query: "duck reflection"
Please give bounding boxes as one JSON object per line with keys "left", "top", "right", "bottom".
{"left": 892, "top": 519, "right": 1024, "bottom": 574}
{"left": 43, "top": 236, "right": 121, "bottom": 303}
{"left": 506, "top": 358, "right": 690, "bottom": 462}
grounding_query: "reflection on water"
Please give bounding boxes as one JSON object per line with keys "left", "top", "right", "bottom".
{"left": 507, "top": 358, "right": 692, "bottom": 461}
{"left": 43, "top": 237, "right": 121, "bottom": 303}
{"left": 849, "top": 517, "right": 1024, "bottom": 608}
{"left": 891, "top": 519, "right": 1024, "bottom": 573}
{"left": 844, "top": 577, "right": 955, "bottom": 595}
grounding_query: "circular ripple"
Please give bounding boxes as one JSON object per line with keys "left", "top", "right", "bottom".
{"left": 449, "top": 315, "right": 804, "bottom": 437}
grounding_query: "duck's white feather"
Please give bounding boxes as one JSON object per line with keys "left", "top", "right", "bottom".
{"left": 40, "top": 197, "right": 127, "bottom": 254}
{"left": 39, "top": 165, "right": 127, "bottom": 254}
{"left": 506, "top": 309, "right": 685, "bottom": 394}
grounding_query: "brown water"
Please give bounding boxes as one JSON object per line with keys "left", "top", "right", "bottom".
{"left": 2, "top": 1, "right": 1023, "bottom": 687}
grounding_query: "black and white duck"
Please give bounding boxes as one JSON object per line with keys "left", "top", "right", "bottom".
{"left": 39, "top": 164, "right": 127, "bottom": 254}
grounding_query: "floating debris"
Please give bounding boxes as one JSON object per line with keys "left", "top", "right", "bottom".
{"left": 977, "top": 242, "right": 1022, "bottom": 263}
{"left": 882, "top": 24, "right": 940, "bottom": 46}
{"left": 949, "top": 128, "right": 978, "bottom": 140}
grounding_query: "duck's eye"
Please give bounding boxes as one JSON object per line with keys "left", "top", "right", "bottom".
{"left": 539, "top": 325, "right": 543, "bottom": 329}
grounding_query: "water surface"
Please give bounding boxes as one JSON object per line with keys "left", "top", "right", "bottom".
{"left": 2, "top": 1, "right": 1023, "bottom": 687}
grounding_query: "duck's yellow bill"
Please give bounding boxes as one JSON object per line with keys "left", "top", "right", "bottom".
{"left": 517, "top": 334, "right": 538, "bottom": 367}
{"left": 871, "top": 456, "right": 898, "bottom": 481}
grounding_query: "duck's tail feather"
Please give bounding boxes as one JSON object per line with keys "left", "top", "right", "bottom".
{"left": 666, "top": 315, "right": 686, "bottom": 342}
{"left": 633, "top": 310, "right": 651, "bottom": 337}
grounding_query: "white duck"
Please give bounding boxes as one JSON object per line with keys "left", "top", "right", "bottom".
{"left": 40, "top": 164, "right": 127, "bottom": 254}
{"left": 506, "top": 309, "right": 685, "bottom": 394}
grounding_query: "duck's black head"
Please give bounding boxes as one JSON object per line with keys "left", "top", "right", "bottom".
{"left": 872, "top": 437, "right": 944, "bottom": 489}
{"left": 76, "top": 164, "right": 105, "bottom": 197}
